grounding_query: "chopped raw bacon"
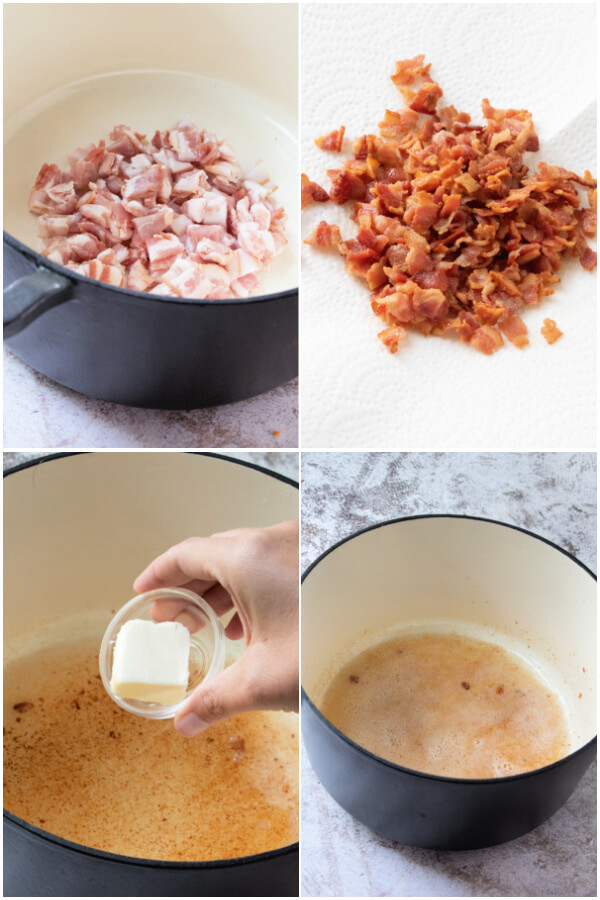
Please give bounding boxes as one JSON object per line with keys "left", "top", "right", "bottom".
{"left": 541, "top": 318, "right": 563, "bottom": 344}
{"left": 315, "top": 127, "right": 345, "bottom": 153}
{"left": 304, "top": 55, "right": 596, "bottom": 353}
{"left": 28, "top": 121, "right": 286, "bottom": 298}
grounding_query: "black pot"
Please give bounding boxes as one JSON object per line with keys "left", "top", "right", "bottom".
{"left": 4, "top": 817, "right": 297, "bottom": 898}
{"left": 4, "top": 452, "right": 299, "bottom": 896}
{"left": 301, "top": 515, "right": 596, "bottom": 850}
{"left": 4, "top": 236, "right": 297, "bottom": 409}
{"left": 3, "top": 4, "right": 298, "bottom": 410}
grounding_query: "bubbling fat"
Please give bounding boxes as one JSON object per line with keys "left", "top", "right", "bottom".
{"left": 4, "top": 640, "right": 298, "bottom": 861}
{"left": 320, "top": 632, "right": 571, "bottom": 779}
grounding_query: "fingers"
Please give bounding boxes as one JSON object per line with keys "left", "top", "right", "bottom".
{"left": 174, "top": 655, "right": 258, "bottom": 737}
{"left": 133, "top": 537, "right": 224, "bottom": 593}
{"left": 202, "top": 583, "right": 234, "bottom": 618}
{"left": 150, "top": 598, "right": 206, "bottom": 634}
{"left": 225, "top": 612, "right": 244, "bottom": 641}
{"left": 150, "top": 585, "right": 234, "bottom": 629}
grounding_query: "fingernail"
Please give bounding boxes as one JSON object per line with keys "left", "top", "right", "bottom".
{"left": 176, "top": 712, "right": 208, "bottom": 737}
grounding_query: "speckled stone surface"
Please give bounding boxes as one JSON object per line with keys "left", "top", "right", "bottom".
{"left": 3, "top": 349, "right": 298, "bottom": 449}
{"left": 3, "top": 450, "right": 299, "bottom": 483}
{"left": 301, "top": 452, "right": 596, "bottom": 897}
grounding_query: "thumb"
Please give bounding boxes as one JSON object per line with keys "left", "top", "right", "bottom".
{"left": 174, "top": 653, "right": 258, "bottom": 737}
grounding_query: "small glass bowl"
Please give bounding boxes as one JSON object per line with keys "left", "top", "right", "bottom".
{"left": 99, "top": 588, "right": 226, "bottom": 719}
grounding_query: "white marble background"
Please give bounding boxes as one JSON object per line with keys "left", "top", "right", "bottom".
{"left": 301, "top": 452, "right": 596, "bottom": 897}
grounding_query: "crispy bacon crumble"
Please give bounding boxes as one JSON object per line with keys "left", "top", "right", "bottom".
{"left": 304, "top": 56, "right": 596, "bottom": 353}
{"left": 541, "top": 318, "right": 563, "bottom": 344}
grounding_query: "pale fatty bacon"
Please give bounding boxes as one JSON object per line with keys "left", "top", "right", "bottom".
{"left": 28, "top": 121, "right": 286, "bottom": 298}
{"left": 304, "top": 55, "right": 596, "bottom": 354}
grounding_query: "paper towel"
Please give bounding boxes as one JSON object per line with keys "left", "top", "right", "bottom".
{"left": 300, "top": 3, "right": 597, "bottom": 450}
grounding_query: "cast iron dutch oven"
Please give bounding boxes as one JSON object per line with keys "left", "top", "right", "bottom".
{"left": 301, "top": 515, "right": 596, "bottom": 850}
{"left": 4, "top": 452, "right": 299, "bottom": 896}
{"left": 3, "top": 4, "right": 298, "bottom": 409}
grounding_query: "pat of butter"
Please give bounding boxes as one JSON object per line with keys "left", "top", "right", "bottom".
{"left": 110, "top": 619, "right": 190, "bottom": 704}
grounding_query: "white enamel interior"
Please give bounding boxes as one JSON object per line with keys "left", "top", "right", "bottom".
{"left": 4, "top": 453, "right": 298, "bottom": 664}
{"left": 3, "top": 3, "right": 298, "bottom": 294}
{"left": 302, "top": 517, "right": 596, "bottom": 755}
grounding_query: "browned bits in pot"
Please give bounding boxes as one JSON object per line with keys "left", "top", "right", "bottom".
{"left": 349, "top": 674, "right": 360, "bottom": 683}
{"left": 496, "top": 684, "right": 505, "bottom": 694}
{"left": 461, "top": 681, "right": 471, "bottom": 690}
{"left": 13, "top": 702, "right": 34, "bottom": 713}
{"left": 304, "top": 55, "right": 597, "bottom": 354}
{"left": 229, "top": 735, "right": 246, "bottom": 761}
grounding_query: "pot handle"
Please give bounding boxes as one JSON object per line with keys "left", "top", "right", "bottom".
{"left": 4, "top": 268, "right": 73, "bottom": 338}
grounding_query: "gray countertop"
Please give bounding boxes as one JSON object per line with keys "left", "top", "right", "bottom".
{"left": 3, "top": 349, "right": 298, "bottom": 449}
{"left": 3, "top": 451, "right": 299, "bottom": 483}
{"left": 301, "top": 452, "right": 596, "bottom": 897}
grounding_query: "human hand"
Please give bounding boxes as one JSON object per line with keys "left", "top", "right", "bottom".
{"left": 133, "top": 521, "right": 299, "bottom": 736}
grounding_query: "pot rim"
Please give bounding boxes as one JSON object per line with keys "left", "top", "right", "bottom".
{"left": 301, "top": 512, "right": 597, "bottom": 787}
{"left": 3, "top": 231, "right": 298, "bottom": 308}
{"left": 3, "top": 450, "right": 299, "bottom": 868}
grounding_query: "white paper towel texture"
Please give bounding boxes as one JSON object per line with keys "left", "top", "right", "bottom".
{"left": 301, "top": 3, "right": 597, "bottom": 449}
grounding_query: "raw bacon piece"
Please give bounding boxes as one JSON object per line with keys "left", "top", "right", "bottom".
{"left": 28, "top": 121, "right": 286, "bottom": 298}
{"left": 122, "top": 165, "right": 171, "bottom": 204}
{"left": 304, "top": 55, "right": 596, "bottom": 352}
{"left": 108, "top": 125, "right": 146, "bottom": 158}
{"left": 132, "top": 207, "right": 175, "bottom": 243}
{"left": 146, "top": 233, "right": 184, "bottom": 275}
{"left": 126, "top": 259, "right": 155, "bottom": 292}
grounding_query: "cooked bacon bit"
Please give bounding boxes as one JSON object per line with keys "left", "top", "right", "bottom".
{"left": 304, "top": 55, "right": 596, "bottom": 352}
{"left": 328, "top": 169, "right": 367, "bottom": 205}
{"left": 229, "top": 736, "right": 246, "bottom": 761}
{"left": 378, "top": 324, "right": 407, "bottom": 353}
{"left": 28, "top": 122, "right": 286, "bottom": 298}
{"left": 315, "top": 127, "right": 346, "bottom": 153}
{"left": 541, "top": 318, "right": 563, "bottom": 344}
{"left": 499, "top": 315, "right": 529, "bottom": 348}
{"left": 409, "top": 81, "right": 443, "bottom": 115}
{"left": 579, "top": 247, "right": 597, "bottom": 271}
{"left": 461, "top": 682, "right": 471, "bottom": 691}
{"left": 304, "top": 221, "right": 342, "bottom": 249}
{"left": 391, "top": 54, "right": 431, "bottom": 87}
{"left": 301, "top": 173, "right": 330, "bottom": 209}
{"left": 470, "top": 325, "right": 504, "bottom": 355}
